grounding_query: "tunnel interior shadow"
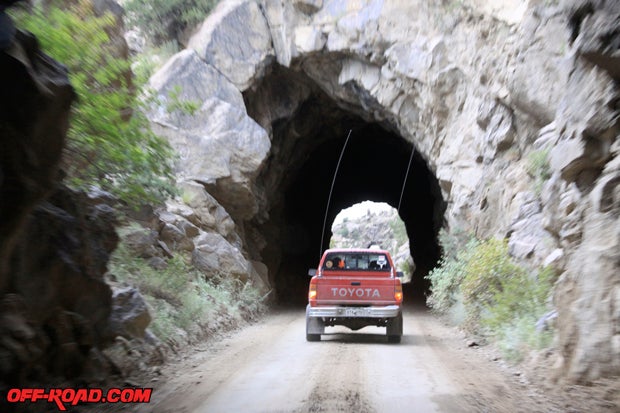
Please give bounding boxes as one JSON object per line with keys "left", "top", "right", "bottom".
{"left": 274, "top": 122, "right": 445, "bottom": 306}
{"left": 244, "top": 73, "right": 446, "bottom": 307}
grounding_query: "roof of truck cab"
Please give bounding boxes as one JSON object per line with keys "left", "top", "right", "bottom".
{"left": 323, "top": 248, "right": 391, "bottom": 255}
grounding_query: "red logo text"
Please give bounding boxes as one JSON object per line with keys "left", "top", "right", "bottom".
{"left": 6, "top": 387, "right": 153, "bottom": 411}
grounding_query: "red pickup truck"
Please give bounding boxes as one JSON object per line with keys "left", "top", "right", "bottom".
{"left": 306, "top": 248, "right": 403, "bottom": 343}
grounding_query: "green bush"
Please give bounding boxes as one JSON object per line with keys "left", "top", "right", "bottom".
{"left": 124, "top": 0, "right": 220, "bottom": 46}
{"left": 426, "top": 232, "right": 556, "bottom": 361}
{"left": 526, "top": 148, "right": 552, "bottom": 195}
{"left": 12, "top": 2, "right": 176, "bottom": 209}
{"left": 481, "top": 265, "right": 556, "bottom": 361}
{"left": 438, "top": 227, "right": 473, "bottom": 261}
{"left": 461, "top": 238, "right": 523, "bottom": 330}
{"left": 426, "top": 230, "right": 478, "bottom": 314}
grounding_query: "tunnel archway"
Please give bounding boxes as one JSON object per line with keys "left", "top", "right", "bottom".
{"left": 244, "top": 65, "right": 446, "bottom": 305}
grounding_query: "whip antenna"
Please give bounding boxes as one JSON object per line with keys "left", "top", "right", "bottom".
{"left": 319, "top": 129, "right": 352, "bottom": 259}
{"left": 397, "top": 145, "right": 415, "bottom": 214}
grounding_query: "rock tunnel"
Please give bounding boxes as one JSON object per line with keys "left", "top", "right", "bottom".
{"left": 244, "top": 65, "right": 446, "bottom": 305}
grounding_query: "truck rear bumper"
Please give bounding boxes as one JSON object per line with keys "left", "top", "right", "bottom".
{"left": 307, "top": 305, "right": 400, "bottom": 318}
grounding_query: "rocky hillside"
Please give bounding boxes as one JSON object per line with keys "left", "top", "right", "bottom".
{"left": 0, "top": 1, "right": 143, "bottom": 395}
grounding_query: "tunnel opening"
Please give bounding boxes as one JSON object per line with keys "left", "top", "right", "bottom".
{"left": 244, "top": 65, "right": 446, "bottom": 306}
{"left": 329, "top": 201, "right": 414, "bottom": 282}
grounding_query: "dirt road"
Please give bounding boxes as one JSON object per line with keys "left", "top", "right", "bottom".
{"left": 125, "top": 305, "right": 576, "bottom": 413}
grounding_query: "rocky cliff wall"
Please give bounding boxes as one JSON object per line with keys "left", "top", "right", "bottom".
{"left": 0, "top": 2, "right": 157, "bottom": 393}
{"left": 147, "top": 0, "right": 619, "bottom": 382}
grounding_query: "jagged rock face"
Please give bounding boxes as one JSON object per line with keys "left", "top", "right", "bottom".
{"left": 6, "top": 187, "right": 119, "bottom": 380}
{"left": 0, "top": 30, "right": 74, "bottom": 292}
{"left": 147, "top": 0, "right": 619, "bottom": 381}
{"left": 0, "top": 3, "right": 130, "bottom": 388}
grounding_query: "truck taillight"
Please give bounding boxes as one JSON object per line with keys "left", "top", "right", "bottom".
{"left": 308, "top": 282, "right": 317, "bottom": 304}
{"left": 394, "top": 284, "right": 403, "bottom": 303}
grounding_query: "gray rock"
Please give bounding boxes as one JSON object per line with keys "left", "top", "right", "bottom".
{"left": 124, "top": 226, "right": 160, "bottom": 259}
{"left": 192, "top": 232, "right": 249, "bottom": 282}
{"left": 159, "top": 223, "right": 195, "bottom": 252}
{"left": 108, "top": 287, "right": 151, "bottom": 340}
{"left": 188, "top": 0, "right": 274, "bottom": 91}
{"left": 149, "top": 49, "right": 245, "bottom": 121}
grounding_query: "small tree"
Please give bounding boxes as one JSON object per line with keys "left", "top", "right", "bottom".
{"left": 124, "top": 0, "right": 220, "bottom": 46}
{"left": 13, "top": 1, "right": 176, "bottom": 208}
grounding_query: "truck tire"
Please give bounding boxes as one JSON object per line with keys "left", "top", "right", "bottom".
{"left": 386, "top": 312, "right": 403, "bottom": 343}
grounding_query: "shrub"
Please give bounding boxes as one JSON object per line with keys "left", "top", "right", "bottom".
{"left": 526, "top": 148, "right": 552, "bottom": 195}
{"left": 461, "top": 238, "right": 523, "bottom": 330}
{"left": 12, "top": 1, "right": 176, "bottom": 209}
{"left": 438, "top": 227, "right": 474, "bottom": 260}
{"left": 426, "top": 231, "right": 556, "bottom": 361}
{"left": 124, "top": 0, "right": 220, "bottom": 46}
{"left": 426, "top": 232, "right": 478, "bottom": 314}
{"left": 481, "top": 265, "right": 556, "bottom": 361}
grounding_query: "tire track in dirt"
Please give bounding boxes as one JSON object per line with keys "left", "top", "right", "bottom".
{"left": 298, "top": 343, "right": 373, "bottom": 413}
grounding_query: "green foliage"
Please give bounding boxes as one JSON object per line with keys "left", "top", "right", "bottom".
{"left": 426, "top": 232, "right": 556, "bottom": 361}
{"left": 526, "top": 148, "right": 552, "bottom": 196}
{"left": 13, "top": 2, "right": 176, "bottom": 209}
{"left": 110, "top": 234, "right": 264, "bottom": 346}
{"left": 124, "top": 0, "right": 220, "bottom": 45}
{"left": 131, "top": 40, "right": 180, "bottom": 84}
{"left": 166, "top": 85, "right": 201, "bottom": 116}
{"left": 426, "top": 235, "right": 479, "bottom": 314}
{"left": 482, "top": 265, "right": 556, "bottom": 361}
{"left": 461, "top": 239, "right": 522, "bottom": 329}
{"left": 438, "top": 227, "right": 474, "bottom": 261}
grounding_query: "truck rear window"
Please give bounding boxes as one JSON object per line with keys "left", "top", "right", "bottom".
{"left": 323, "top": 252, "right": 391, "bottom": 271}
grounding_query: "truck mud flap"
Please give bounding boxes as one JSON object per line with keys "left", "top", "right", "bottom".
{"left": 386, "top": 312, "right": 402, "bottom": 343}
{"left": 306, "top": 305, "right": 324, "bottom": 341}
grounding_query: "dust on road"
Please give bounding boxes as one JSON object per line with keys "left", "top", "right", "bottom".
{"left": 123, "top": 305, "right": 568, "bottom": 413}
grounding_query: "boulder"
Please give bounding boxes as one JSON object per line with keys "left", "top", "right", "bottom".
{"left": 192, "top": 232, "right": 249, "bottom": 282}
{"left": 157, "top": 212, "right": 197, "bottom": 252}
{"left": 149, "top": 49, "right": 245, "bottom": 114}
{"left": 107, "top": 287, "right": 151, "bottom": 340}
{"left": 124, "top": 226, "right": 161, "bottom": 259}
{"left": 147, "top": 49, "right": 270, "bottom": 222}
{"left": 0, "top": 29, "right": 74, "bottom": 293}
{"left": 188, "top": 0, "right": 274, "bottom": 91}
{"left": 177, "top": 181, "right": 237, "bottom": 239}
